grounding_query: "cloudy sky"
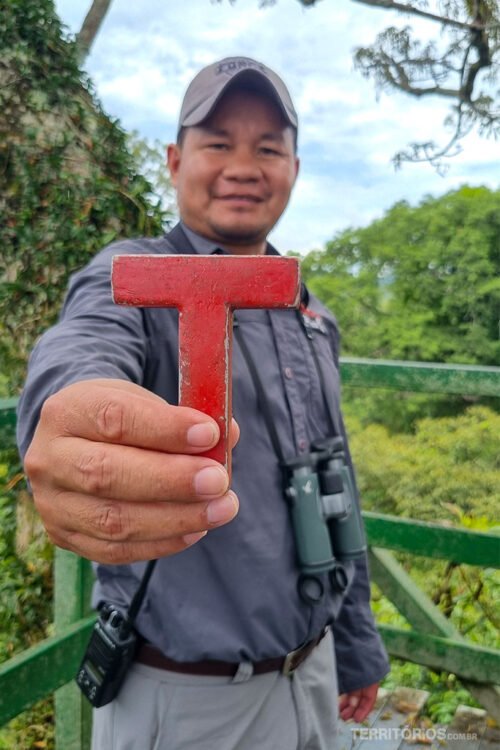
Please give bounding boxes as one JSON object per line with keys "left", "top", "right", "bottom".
{"left": 54, "top": 0, "right": 500, "bottom": 253}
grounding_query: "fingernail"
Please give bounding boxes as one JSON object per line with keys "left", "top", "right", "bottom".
{"left": 207, "top": 491, "right": 239, "bottom": 525}
{"left": 187, "top": 423, "right": 218, "bottom": 447}
{"left": 194, "top": 465, "right": 228, "bottom": 496}
{"left": 184, "top": 531, "right": 207, "bottom": 546}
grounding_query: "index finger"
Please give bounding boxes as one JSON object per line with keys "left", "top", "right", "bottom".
{"left": 42, "top": 380, "right": 220, "bottom": 453}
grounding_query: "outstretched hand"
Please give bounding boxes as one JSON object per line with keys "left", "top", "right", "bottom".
{"left": 25, "top": 379, "right": 240, "bottom": 564}
{"left": 338, "top": 682, "right": 379, "bottom": 723}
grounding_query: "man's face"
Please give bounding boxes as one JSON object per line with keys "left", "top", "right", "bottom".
{"left": 167, "top": 87, "right": 299, "bottom": 254}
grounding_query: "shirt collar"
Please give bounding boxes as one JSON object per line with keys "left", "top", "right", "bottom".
{"left": 179, "top": 221, "right": 281, "bottom": 257}
{"left": 180, "top": 221, "right": 220, "bottom": 256}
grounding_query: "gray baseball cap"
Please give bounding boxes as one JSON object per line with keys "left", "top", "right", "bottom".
{"left": 177, "top": 56, "right": 298, "bottom": 136}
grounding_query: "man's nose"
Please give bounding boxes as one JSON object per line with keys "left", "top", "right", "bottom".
{"left": 222, "top": 148, "right": 261, "bottom": 181}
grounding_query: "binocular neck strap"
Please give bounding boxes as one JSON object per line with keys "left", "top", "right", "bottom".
{"left": 233, "top": 320, "right": 285, "bottom": 465}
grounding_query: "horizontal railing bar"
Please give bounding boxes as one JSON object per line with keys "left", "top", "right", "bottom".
{"left": 2, "top": 616, "right": 499, "bottom": 727}
{"left": 0, "top": 361, "right": 498, "bottom": 420}
{"left": 0, "top": 615, "right": 95, "bottom": 726}
{"left": 379, "top": 625, "right": 500, "bottom": 684}
{"left": 340, "top": 358, "right": 500, "bottom": 397}
{"left": 364, "top": 512, "right": 500, "bottom": 567}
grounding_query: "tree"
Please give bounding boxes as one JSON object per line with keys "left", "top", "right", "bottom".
{"left": 0, "top": 0, "right": 171, "bottom": 390}
{"left": 352, "top": 1, "right": 500, "bottom": 171}
{"left": 300, "top": 185, "right": 500, "bottom": 429}
{"left": 127, "top": 132, "right": 177, "bottom": 218}
{"left": 302, "top": 185, "right": 500, "bottom": 367}
{"left": 349, "top": 405, "right": 500, "bottom": 522}
{"left": 214, "top": 0, "right": 499, "bottom": 170}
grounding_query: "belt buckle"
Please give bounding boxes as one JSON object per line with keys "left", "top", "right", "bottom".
{"left": 282, "top": 645, "right": 303, "bottom": 678}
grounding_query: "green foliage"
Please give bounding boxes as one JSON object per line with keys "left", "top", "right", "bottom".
{"left": 397, "top": 557, "right": 499, "bottom": 648}
{"left": 0, "top": 0, "right": 171, "bottom": 391}
{"left": 0, "top": 432, "right": 54, "bottom": 747}
{"left": 303, "top": 186, "right": 500, "bottom": 366}
{"left": 347, "top": 405, "right": 500, "bottom": 521}
{"left": 381, "top": 660, "right": 482, "bottom": 723}
{"left": 373, "top": 566, "right": 493, "bottom": 721}
{"left": 304, "top": 186, "right": 500, "bottom": 430}
{"left": 127, "top": 132, "right": 177, "bottom": 218}
{"left": 0, "top": 3, "right": 170, "bottom": 742}
{"left": 424, "top": 680, "right": 479, "bottom": 724}
{"left": 343, "top": 389, "right": 469, "bottom": 434}
{"left": 0, "top": 700, "right": 54, "bottom": 750}
{"left": 0, "top": 457, "right": 53, "bottom": 663}
{"left": 353, "top": 405, "right": 500, "bottom": 715}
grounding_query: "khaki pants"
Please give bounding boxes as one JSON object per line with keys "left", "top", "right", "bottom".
{"left": 91, "top": 629, "right": 339, "bottom": 750}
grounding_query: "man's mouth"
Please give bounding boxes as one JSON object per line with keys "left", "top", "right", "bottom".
{"left": 216, "top": 194, "right": 264, "bottom": 203}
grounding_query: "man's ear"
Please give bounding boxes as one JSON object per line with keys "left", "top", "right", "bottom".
{"left": 167, "top": 143, "right": 181, "bottom": 187}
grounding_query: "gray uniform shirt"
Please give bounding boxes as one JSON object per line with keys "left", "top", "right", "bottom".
{"left": 17, "top": 222, "right": 389, "bottom": 693}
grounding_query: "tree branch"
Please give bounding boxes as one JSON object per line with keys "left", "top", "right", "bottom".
{"left": 393, "top": 100, "right": 473, "bottom": 172}
{"left": 76, "top": 0, "right": 113, "bottom": 61}
{"left": 392, "top": 82, "right": 465, "bottom": 97}
{"left": 461, "top": 28, "right": 492, "bottom": 101}
{"left": 352, "top": 0, "right": 486, "bottom": 31}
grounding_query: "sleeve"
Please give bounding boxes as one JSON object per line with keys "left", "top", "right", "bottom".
{"left": 327, "top": 319, "right": 391, "bottom": 693}
{"left": 332, "top": 556, "right": 390, "bottom": 693}
{"left": 16, "top": 240, "right": 148, "bottom": 460}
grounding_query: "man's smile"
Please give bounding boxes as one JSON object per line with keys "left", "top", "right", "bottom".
{"left": 215, "top": 193, "right": 265, "bottom": 203}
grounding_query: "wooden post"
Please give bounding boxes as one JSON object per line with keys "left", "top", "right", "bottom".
{"left": 54, "top": 550, "right": 94, "bottom": 750}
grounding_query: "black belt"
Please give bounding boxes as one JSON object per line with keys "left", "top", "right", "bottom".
{"left": 136, "top": 628, "right": 328, "bottom": 678}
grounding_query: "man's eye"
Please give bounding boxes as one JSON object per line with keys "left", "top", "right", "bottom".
{"left": 260, "top": 147, "right": 280, "bottom": 156}
{"left": 208, "top": 142, "right": 228, "bottom": 150}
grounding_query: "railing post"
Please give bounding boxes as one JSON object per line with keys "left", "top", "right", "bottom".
{"left": 54, "top": 549, "right": 94, "bottom": 750}
{"left": 369, "top": 547, "right": 500, "bottom": 722}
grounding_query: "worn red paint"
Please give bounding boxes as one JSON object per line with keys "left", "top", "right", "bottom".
{"left": 112, "top": 254, "right": 300, "bottom": 476}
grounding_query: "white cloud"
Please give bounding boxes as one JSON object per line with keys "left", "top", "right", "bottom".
{"left": 54, "top": 0, "right": 500, "bottom": 253}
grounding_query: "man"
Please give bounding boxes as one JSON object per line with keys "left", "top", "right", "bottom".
{"left": 17, "top": 57, "right": 389, "bottom": 749}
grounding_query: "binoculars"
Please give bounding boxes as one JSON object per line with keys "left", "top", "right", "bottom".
{"left": 283, "top": 437, "right": 366, "bottom": 592}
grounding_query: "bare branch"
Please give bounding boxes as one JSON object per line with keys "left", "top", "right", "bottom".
{"left": 76, "top": 0, "right": 113, "bottom": 61}
{"left": 393, "top": 98, "right": 479, "bottom": 172}
{"left": 352, "top": 3, "right": 498, "bottom": 171}
{"left": 355, "top": 16, "right": 496, "bottom": 106}
{"left": 352, "top": 0, "right": 487, "bottom": 31}
{"left": 461, "top": 27, "right": 493, "bottom": 100}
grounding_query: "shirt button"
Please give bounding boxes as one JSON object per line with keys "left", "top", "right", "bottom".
{"left": 284, "top": 367, "right": 293, "bottom": 379}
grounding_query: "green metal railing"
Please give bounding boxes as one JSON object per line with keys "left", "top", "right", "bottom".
{"left": 1, "top": 359, "right": 499, "bottom": 749}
